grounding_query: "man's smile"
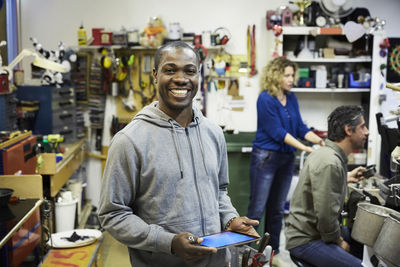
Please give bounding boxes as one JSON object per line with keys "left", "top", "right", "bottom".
{"left": 170, "top": 88, "right": 190, "bottom": 97}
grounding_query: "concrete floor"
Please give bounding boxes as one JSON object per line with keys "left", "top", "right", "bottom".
{"left": 102, "top": 231, "right": 131, "bottom": 266}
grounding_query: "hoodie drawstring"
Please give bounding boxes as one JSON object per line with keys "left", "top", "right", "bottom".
{"left": 195, "top": 117, "right": 210, "bottom": 178}
{"left": 169, "top": 119, "right": 184, "bottom": 179}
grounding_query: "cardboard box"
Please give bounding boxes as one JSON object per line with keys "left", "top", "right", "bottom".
{"left": 320, "top": 27, "right": 342, "bottom": 35}
{"left": 37, "top": 153, "right": 57, "bottom": 175}
{"left": 323, "top": 48, "right": 335, "bottom": 58}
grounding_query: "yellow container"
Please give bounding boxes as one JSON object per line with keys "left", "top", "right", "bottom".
{"left": 77, "top": 25, "right": 87, "bottom": 46}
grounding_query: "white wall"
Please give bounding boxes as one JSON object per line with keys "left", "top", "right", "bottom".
{"left": 363, "top": 0, "right": 400, "bottom": 38}
{"left": 19, "top": 0, "right": 400, "bottom": 129}
{"left": 19, "top": 0, "right": 282, "bottom": 67}
{"left": 19, "top": 0, "right": 288, "bottom": 134}
{"left": 18, "top": 0, "right": 400, "bottom": 205}
{"left": 18, "top": 0, "right": 400, "bottom": 62}
{"left": 363, "top": 0, "right": 400, "bottom": 129}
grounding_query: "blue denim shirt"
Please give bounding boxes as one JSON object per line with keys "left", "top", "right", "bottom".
{"left": 253, "top": 91, "right": 310, "bottom": 152}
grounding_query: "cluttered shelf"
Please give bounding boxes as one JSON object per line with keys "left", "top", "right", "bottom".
{"left": 292, "top": 88, "right": 370, "bottom": 93}
{"left": 38, "top": 138, "right": 86, "bottom": 198}
{"left": 56, "top": 139, "right": 86, "bottom": 171}
{"left": 290, "top": 56, "right": 372, "bottom": 63}
{"left": 75, "top": 44, "right": 225, "bottom": 52}
{"left": 281, "top": 26, "right": 344, "bottom": 35}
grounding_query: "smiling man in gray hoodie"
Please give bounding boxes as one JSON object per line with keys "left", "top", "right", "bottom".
{"left": 98, "top": 41, "right": 258, "bottom": 267}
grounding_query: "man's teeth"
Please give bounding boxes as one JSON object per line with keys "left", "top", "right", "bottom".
{"left": 171, "top": 89, "right": 188, "bottom": 96}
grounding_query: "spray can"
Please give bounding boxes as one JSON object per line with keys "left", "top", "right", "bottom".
{"left": 77, "top": 24, "right": 87, "bottom": 46}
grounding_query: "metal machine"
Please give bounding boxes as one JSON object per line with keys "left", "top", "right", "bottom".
{"left": 376, "top": 112, "right": 400, "bottom": 212}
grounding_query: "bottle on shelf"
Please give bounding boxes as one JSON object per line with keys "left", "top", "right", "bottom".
{"left": 77, "top": 23, "right": 87, "bottom": 46}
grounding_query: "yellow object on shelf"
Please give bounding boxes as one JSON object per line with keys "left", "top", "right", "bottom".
{"left": 36, "top": 153, "right": 57, "bottom": 175}
{"left": 77, "top": 24, "right": 87, "bottom": 46}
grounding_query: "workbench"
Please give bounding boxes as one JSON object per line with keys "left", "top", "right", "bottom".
{"left": 0, "top": 199, "right": 43, "bottom": 266}
{"left": 40, "top": 138, "right": 86, "bottom": 198}
{"left": 42, "top": 139, "right": 86, "bottom": 198}
{"left": 40, "top": 236, "right": 104, "bottom": 267}
{"left": 0, "top": 138, "right": 89, "bottom": 263}
{"left": 39, "top": 138, "right": 89, "bottom": 234}
{"left": 0, "top": 137, "right": 86, "bottom": 199}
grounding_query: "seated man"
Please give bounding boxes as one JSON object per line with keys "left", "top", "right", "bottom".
{"left": 285, "top": 105, "right": 368, "bottom": 267}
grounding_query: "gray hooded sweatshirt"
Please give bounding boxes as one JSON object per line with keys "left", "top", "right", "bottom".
{"left": 98, "top": 102, "right": 239, "bottom": 266}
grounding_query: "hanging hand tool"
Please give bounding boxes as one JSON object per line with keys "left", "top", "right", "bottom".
{"left": 122, "top": 54, "right": 137, "bottom": 111}
{"left": 250, "top": 24, "right": 257, "bottom": 76}
{"left": 139, "top": 54, "right": 147, "bottom": 90}
{"left": 247, "top": 25, "right": 251, "bottom": 72}
{"left": 115, "top": 57, "right": 128, "bottom": 82}
{"left": 128, "top": 55, "right": 149, "bottom": 109}
{"left": 138, "top": 54, "right": 149, "bottom": 106}
{"left": 144, "top": 54, "right": 157, "bottom": 102}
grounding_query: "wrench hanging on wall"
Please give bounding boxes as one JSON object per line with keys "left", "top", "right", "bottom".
{"left": 143, "top": 54, "right": 157, "bottom": 102}
{"left": 249, "top": 24, "right": 257, "bottom": 77}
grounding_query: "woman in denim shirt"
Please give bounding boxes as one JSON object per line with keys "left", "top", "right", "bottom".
{"left": 247, "top": 57, "right": 324, "bottom": 265}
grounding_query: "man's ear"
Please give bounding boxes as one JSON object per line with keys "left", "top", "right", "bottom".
{"left": 344, "top": 125, "right": 353, "bottom": 137}
{"left": 153, "top": 68, "right": 157, "bottom": 84}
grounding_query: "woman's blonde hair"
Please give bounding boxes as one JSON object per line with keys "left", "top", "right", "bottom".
{"left": 259, "top": 57, "right": 298, "bottom": 96}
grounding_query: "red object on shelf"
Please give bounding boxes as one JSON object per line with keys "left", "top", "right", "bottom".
{"left": 92, "top": 28, "right": 112, "bottom": 45}
{"left": 1, "top": 135, "right": 37, "bottom": 175}
{"left": 0, "top": 74, "right": 9, "bottom": 94}
{"left": 91, "top": 28, "right": 104, "bottom": 45}
{"left": 320, "top": 27, "right": 342, "bottom": 35}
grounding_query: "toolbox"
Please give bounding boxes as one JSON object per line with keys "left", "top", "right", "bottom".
{"left": 16, "top": 86, "right": 77, "bottom": 143}
{"left": 0, "top": 135, "right": 37, "bottom": 175}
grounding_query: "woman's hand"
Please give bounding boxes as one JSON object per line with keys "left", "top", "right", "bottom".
{"left": 304, "top": 146, "right": 314, "bottom": 153}
{"left": 318, "top": 139, "right": 325, "bottom": 146}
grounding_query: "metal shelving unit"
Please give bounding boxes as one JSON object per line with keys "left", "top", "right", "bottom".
{"left": 292, "top": 88, "right": 370, "bottom": 93}
{"left": 290, "top": 56, "right": 372, "bottom": 63}
{"left": 277, "top": 26, "right": 388, "bottom": 166}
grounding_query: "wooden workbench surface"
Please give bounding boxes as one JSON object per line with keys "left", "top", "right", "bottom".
{"left": 49, "top": 138, "right": 86, "bottom": 197}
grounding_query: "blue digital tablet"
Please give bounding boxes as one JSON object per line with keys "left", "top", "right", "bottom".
{"left": 200, "top": 231, "right": 260, "bottom": 249}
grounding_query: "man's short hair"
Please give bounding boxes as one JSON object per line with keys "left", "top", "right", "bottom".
{"left": 328, "top": 105, "right": 364, "bottom": 142}
{"left": 154, "top": 41, "right": 200, "bottom": 71}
